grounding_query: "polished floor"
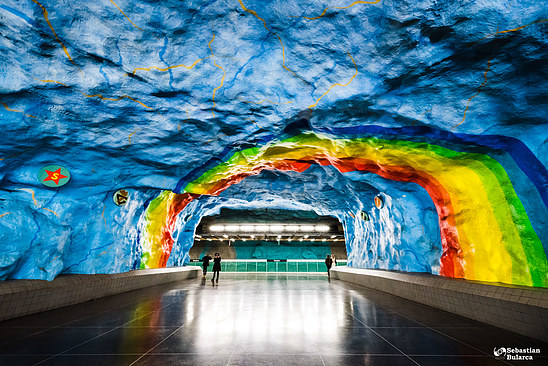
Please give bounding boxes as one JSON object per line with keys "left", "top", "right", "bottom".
{"left": 0, "top": 273, "right": 546, "bottom": 366}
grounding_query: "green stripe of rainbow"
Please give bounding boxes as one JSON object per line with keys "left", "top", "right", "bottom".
{"left": 140, "top": 132, "right": 547, "bottom": 287}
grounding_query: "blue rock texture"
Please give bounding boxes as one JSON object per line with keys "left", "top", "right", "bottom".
{"left": 0, "top": 0, "right": 546, "bottom": 280}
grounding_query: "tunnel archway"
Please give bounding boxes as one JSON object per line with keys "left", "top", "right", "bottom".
{"left": 187, "top": 207, "right": 347, "bottom": 273}
{"left": 138, "top": 130, "right": 547, "bottom": 287}
{"left": 162, "top": 164, "right": 442, "bottom": 276}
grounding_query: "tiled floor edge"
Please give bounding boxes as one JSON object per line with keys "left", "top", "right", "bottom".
{"left": 0, "top": 266, "right": 201, "bottom": 321}
{"left": 331, "top": 267, "right": 548, "bottom": 342}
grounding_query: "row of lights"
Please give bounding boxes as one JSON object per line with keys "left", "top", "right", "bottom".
{"left": 195, "top": 236, "right": 344, "bottom": 242}
{"left": 208, "top": 224, "right": 331, "bottom": 233}
{"left": 196, "top": 234, "right": 339, "bottom": 239}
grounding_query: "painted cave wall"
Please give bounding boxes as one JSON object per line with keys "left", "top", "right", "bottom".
{"left": 0, "top": 0, "right": 546, "bottom": 286}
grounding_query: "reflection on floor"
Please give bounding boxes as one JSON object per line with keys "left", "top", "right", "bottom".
{"left": 0, "top": 274, "right": 546, "bottom": 366}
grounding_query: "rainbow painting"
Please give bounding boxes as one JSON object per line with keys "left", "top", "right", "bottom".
{"left": 139, "top": 128, "right": 547, "bottom": 287}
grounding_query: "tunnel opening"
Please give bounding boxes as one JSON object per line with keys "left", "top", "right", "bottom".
{"left": 143, "top": 131, "right": 546, "bottom": 287}
{"left": 188, "top": 208, "right": 347, "bottom": 272}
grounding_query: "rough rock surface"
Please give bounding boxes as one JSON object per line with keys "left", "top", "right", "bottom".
{"left": 0, "top": 0, "right": 546, "bottom": 285}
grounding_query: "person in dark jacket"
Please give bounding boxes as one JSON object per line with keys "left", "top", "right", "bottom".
{"left": 325, "top": 254, "right": 333, "bottom": 277}
{"left": 211, "top": 252, "right": 221, "bottom": 283}
{"left": 201, "top": 254, "right": 212, "bottom": 278}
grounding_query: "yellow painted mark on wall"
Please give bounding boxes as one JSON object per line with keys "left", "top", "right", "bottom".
{"left": 478, "top": 19, "right": 547, "bottom": 42}
{"left": 246, "top": 118, "right": 261, "bottom": 128}
{"left": 301, "top": 0, "right": 381, "bottom": 20}
{"left": 109, "top": 0, "right": 145, "bottom": 31}
{"left": 452, "top": 59, "right": 491, "bottom": 131}
{"left": 128, "top": 128, "right": 141, "bottom": 144}
{"left": 335, "top": 0, "right": 381, "bottom": 10}
{"left": 102, "top": 204, "right": 110, "bottom": 232}
{"left": 42, "top": 207, "right": 60, "bottom": 218}
{"left": 421, "top": 108, "right": 432, "bottom": 117}
{"left": 238, "top": 0, "right": 306, "bottom": 84}
{"left": 0, "top": 149, "right": 29, "bottom": 162}
{"left": 86, "top": 184, "right": 98, "bottom": 192}
{"left": 125, "top": 56, "right": 212, "bottom": 77}
{"left": 209, "top": 33, "right": 226, "bottom": 117}
{"left": 304, "top": 8, "right": 329, "bottom": 20}
{"left": 99, "top": 244, "right": 114, "bottom": 256}
{"left": 16, "top": 188, "right": 60, "bottom": 218}
{"left": 177, "top": 110, "right": 191, "bottom": 131}
{"left": 0, "top": 212, "right": 11, "bottom": 219}
{"left": 31, "top": 0, "right": 81, "bottom": 73}
{"left": 275, "top": 35, "right": 304, "bottom": 82}
{"left": 238, "top": 97, "right": 293, "bottom": 105}
{"left": 17, "top": 188, "right": 39, "bottom": 207}
{"left": 238, "top": 0, "right": 269, "bottom": 30}
{"left": 1, "top": 102, "right": 38, "bottom": 119}
{"left": 35, "top": 78, "right": 152, "bottom": 109}
{"left": 308, "top": 52, "right": 358, "bottom": 109}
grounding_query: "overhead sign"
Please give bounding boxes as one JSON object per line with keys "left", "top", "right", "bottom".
{"left": 113, "top": 189, "right": 129, "bottom": 206}
{"left": 374, "top": 195, "right": 384, "bottom": 209}
{"left": 38, "top": 165, "right": 70, "bottom": 187}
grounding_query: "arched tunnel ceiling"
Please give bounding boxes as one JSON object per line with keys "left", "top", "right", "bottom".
{"left": 0, "top": 1, "right": 546, "bottom": 286}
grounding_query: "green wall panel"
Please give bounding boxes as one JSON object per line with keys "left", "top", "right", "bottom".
{"left": 188, "top": 260, "right": 346, "bottom": 272}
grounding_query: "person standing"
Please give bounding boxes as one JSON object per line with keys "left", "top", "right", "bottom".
{"left": 325, "top": 254, "right": 333, "bottom": 277}
{"left": 201, "top": 254, "right": 212, "bottom": 278}
{"left": 211, "top": 252, "right": 222, "bottom": 283}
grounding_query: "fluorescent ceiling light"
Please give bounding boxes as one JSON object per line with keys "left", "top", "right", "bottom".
{"left": 240, "top": 225, "right": 255, "bottom": 231}
{"left": 270, "top": 225, "right": 284, "bottom": 232}
{"left": 300, "top": 225, "right": 315, "bottom": 232}
{"left": 315, "top": 225, "right": 330, "bottom": 232}
{"left": 284, "top": 225, "right": 300, "bottom": 231}
{"left": 255, "top": 225, "right": 269, "bottom": 231}
{"left": 210, "top": 225, "right": 224, "bottom": 231}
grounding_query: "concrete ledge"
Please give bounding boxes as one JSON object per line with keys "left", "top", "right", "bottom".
{"left": 0, "top": 266, "right": 200, "bottom": 321}
{"left": 331, "top": 267, "right": 548, "bottom": 342}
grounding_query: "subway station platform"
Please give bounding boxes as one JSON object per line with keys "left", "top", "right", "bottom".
{"left": 0, "top": 273, "right": 546, "bottom": 366}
